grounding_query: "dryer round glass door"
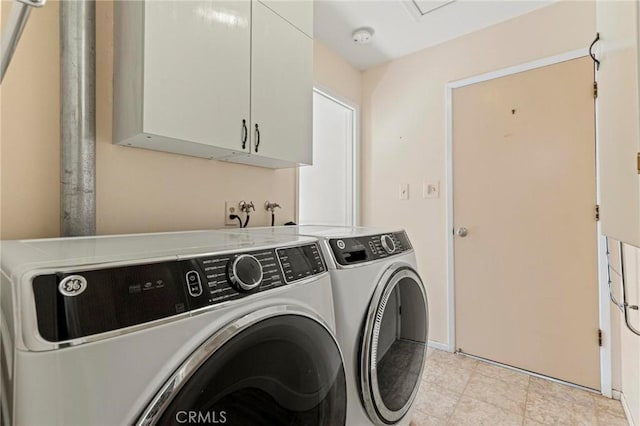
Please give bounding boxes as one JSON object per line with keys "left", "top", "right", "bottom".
{"left": 361, "top": 266, "right": 429, "bottom": 425}
{"left": 138, "top": 310, "right": 346, "bottom": 426}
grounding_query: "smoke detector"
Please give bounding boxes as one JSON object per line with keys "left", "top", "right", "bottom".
{"left": 352, "top": 28, "right": 374, "bottom": 44}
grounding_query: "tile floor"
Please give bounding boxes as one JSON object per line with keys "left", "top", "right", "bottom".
{"left": 411, "top": 349, "right": 628, "bottom": 426}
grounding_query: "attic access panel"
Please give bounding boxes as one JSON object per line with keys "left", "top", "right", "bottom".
{"left": 410, "top": 0, "right": 456, "bottom": 17}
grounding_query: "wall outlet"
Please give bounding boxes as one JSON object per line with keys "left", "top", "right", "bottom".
{"left": 225, "top": 201, "right": 240, "bottom": 226}
{"left": 423, "top": 181, "right": 440, "bottom": 199}
{"left": 399, "top": 184, "right": 409, "bottom": 200}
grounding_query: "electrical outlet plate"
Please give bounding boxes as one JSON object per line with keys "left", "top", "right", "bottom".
{"left": 225, "top": 201, "right": 240, "bottom": 226}
{"left": 399, "top": 184, "right": 409, "bottom": 200}
{"left": 423, "top": 181, "right": 440, "bottom": 198}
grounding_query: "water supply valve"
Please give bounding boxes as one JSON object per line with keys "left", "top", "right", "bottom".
{"left": 264, "top": 201, "right": 281, "bottom": 212}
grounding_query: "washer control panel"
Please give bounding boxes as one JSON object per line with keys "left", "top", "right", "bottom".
{"left": 180, "top": 243, "right": 326, "bottom": 310}
{"left": 329, "top": 232, "right": 412, "bottom": 266}
{"left": 227, "top": 254, "right": 264, "bottom": 291}
{"left": 187, "top": 247, "right": 286, "bottom": 310}
{"left": 277, "top": 244, "right": 325, "bottom": 283}
{"left": 31, "top": 243, "right": 326, "bottom": 342}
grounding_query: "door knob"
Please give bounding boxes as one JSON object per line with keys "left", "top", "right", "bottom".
{"left": 456, "top": 227, "right": 469, "bottom": 238}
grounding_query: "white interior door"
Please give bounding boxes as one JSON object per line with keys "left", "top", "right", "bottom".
{"left": 298, "top": 90, "right": 356, "bottom": 226}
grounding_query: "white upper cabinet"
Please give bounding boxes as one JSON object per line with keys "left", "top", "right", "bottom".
{"left": 257, "top": 0, "right": 313, "bottom": 37}
{"left": 224, "top": 1, "right": 312, "bottom": 168}
{"left": 113, "top": 0, "right": 313, "bottom": 169}
{"left": 596, "top": 0, "right": 640, "bottom": 247}
{"left": 114, "top": 1, "right": 251, "bottom": 158}
{"left": 143, "top": 1, "right": 251, "bottom": 154}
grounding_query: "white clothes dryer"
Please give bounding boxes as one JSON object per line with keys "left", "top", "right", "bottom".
{"left": 0, "top": 230, "right": 346, "bottom": 425}
{"left": 220, "top": 226, "right": 429, "bottom": 426}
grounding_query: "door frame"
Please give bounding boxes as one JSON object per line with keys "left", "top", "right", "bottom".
{"left": 296, "top": 85, "right": 360, "bottom": 226}
{"left": 445, "top": 47, "right": 612, "bottom": 397}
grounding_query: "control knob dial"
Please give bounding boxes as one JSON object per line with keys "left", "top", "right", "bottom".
{"left": 228, "top": 254, "right": 263, "bottom": 291}
{"left": 381, "top": 235, "right": 396, "bottom": 254}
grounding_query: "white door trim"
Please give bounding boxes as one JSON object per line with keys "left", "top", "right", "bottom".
{"left": 594, "top": 60, "right": 613, "bottom": 397}
{"left": 297, "top": 85, "right": 360, "bottom": 226}
{"left": 445, "top": 47, "right": 612, "bottom": 396}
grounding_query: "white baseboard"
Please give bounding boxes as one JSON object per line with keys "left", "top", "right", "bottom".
{"left": 612, "top": 390, "right": 622, "bottom": 401}
{"left": 620, "top": 391, "right": 635, "bottom": 426}
{"left": 427, "top": 340, "right": 451, "bottom": 352}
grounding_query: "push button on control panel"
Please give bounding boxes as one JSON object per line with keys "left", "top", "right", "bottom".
{"left": 368, "top": 241, "right": 378, "bottom": 254}
{"left": 185, "top": 270, "right": 203, "bottom": 297}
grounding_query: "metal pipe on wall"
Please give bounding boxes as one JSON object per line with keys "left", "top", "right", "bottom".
{"left": 60, "top": 0, "right": 96, "bottom": 236}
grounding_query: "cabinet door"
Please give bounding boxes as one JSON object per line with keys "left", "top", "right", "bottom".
{"left": 258, "top": 0, "right": 313, "bottom": 37}
{"left": 597, "top": 1, "right": 640, "bottom": 247}
{"left": 143, "top": 1, "right": 251, "bottom": 153}
{"left": 251, "top": 1, "right": 313, "bottom": 165}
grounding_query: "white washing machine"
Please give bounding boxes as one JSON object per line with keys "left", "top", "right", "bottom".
{"left": 220, "top": 226, "right": 429, "bottom": 426}
{"left": 0, "top": 230, "right": 346, "bottom": 425}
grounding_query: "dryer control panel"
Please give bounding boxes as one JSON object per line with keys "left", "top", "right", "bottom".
{"left": 31, "top": 243, "right": 326, "bottom": 343}
{"left": 328, "top": 232, "right": 412, "bottom": 266}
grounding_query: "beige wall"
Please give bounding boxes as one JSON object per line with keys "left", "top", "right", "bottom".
{"left": 361, "top": 0, "right": 596, "bottom": 345}
{"left": 1, "top": 2, "right": 360, "bottom": 240}
{"left": 313, "top": 40, "right": 362, "bottom": 106}
{"left": 1, "top": 0, "right": 61, "bottom": 239}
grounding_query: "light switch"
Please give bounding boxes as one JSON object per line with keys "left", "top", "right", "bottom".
{"left": 399, "top": 184, "right": 409, "bottom": 200}
{"left": 423, "top": 181, "right": 439, "bottom": 198}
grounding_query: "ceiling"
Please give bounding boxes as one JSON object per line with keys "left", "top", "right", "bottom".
{"left": 313, "top": 0, "right": 555, "bottom": 70}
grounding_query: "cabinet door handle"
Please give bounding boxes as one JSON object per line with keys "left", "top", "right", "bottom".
{"left": 241, "top": 119, "right": 248, "bottom": 149}
{"left": 255, "top": 123, "right": 260, "bottom": 153}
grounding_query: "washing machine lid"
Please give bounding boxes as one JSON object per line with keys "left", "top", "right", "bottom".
{"left": 138, "top": 306, "right": 346, "bottom": 426}
{"left": 0, "top": 231, "right": 317, "bottom": 282}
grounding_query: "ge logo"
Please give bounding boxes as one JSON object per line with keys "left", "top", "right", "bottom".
{"left": 58, "top": 275, "right": 88, "bottom": 297}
